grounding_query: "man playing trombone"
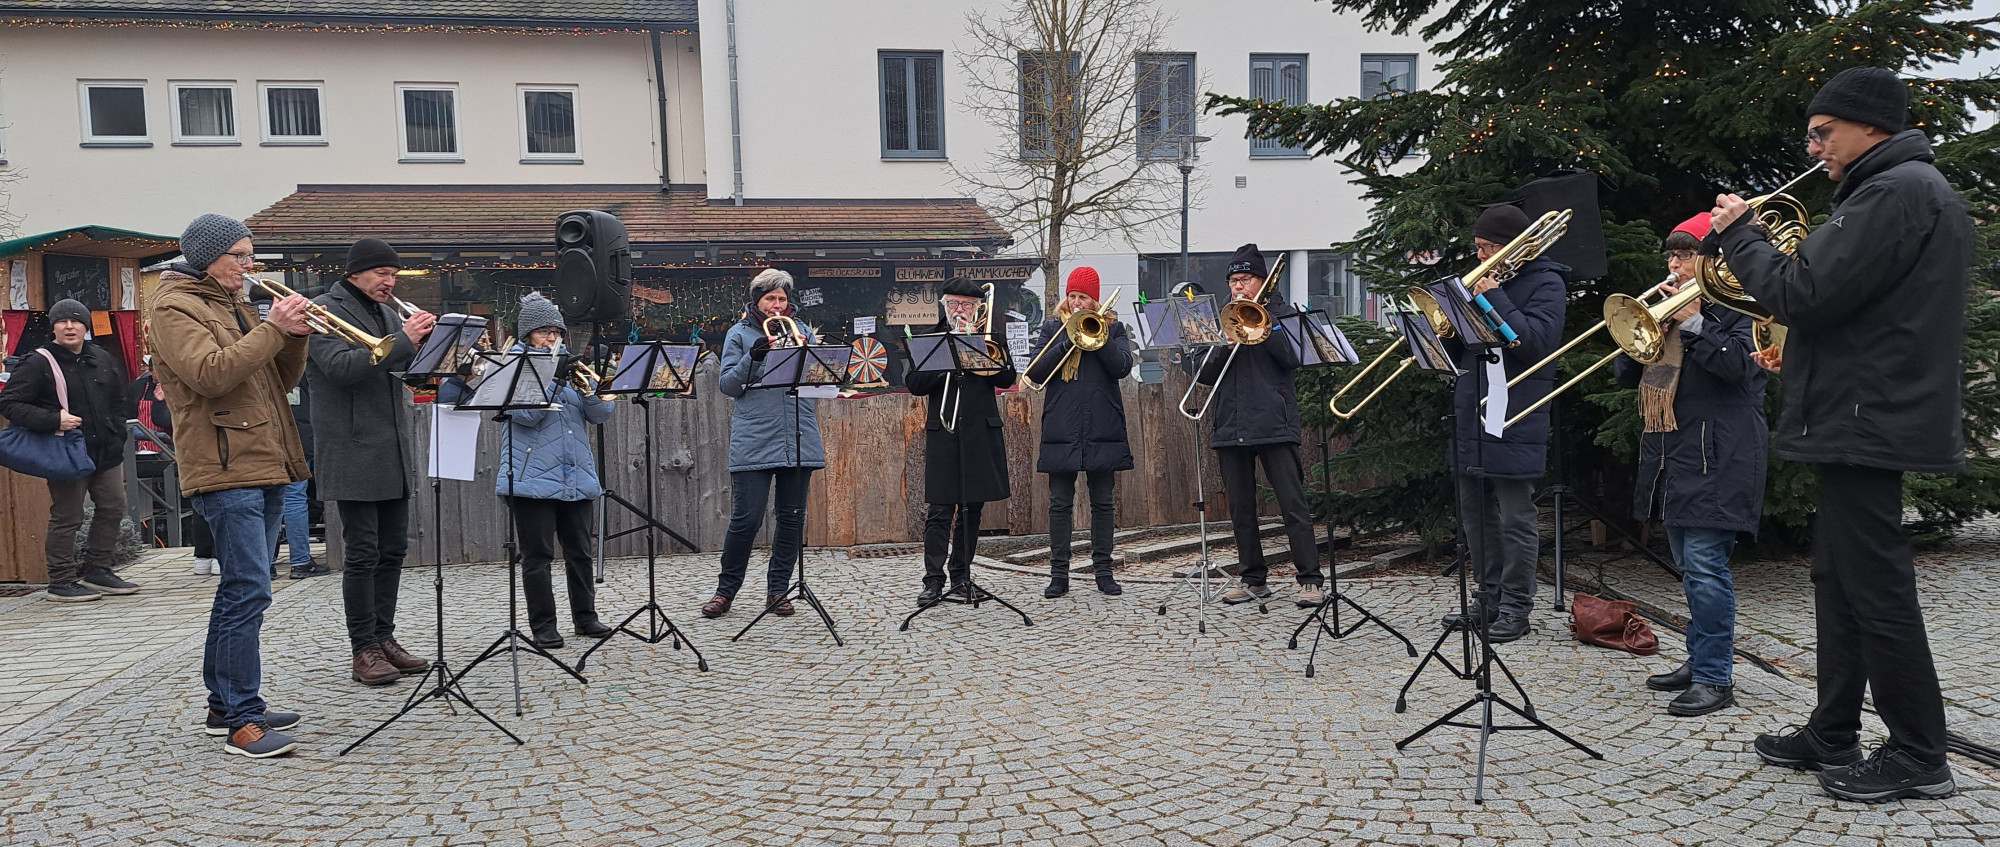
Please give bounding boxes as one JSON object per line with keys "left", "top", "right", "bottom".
{"left": 1442, "top": 204, "right": 1567, "bottom": 644}
{"left": 1612, "top": 213, "right": 1766, "bottom": 718}
{"left": 906, "top": 277, "right": 1016, "bottom": 606}
{"left": 1195, "top": 244, "right": 1326, "bottom": 608}
{"left": 306, "top": 238, "right": 436, "bottom": 686}
{"left": 1714, "top": 66, "right": 1969, "bottom": 802}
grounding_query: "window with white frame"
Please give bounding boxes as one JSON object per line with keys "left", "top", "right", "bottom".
{"left": 1135, "top": 52, "right": 1196, "bottom": 160}
{"left": 879, "top": 51, "right": 945, "bottom": 159}
{"left": 518, "top": 86, "right": 579, "bottom": 161}
{"left": 79, "top": 81, "right": 149, "bottom": 145}
{"left": 397, "top": 84, "right": 460, "bottom": 160}
{"left": 171, "top": 82, "right": 237, "bottom": 143}
{"left": 1247, "top": 54, "right": 1307, "bottom": 158}
{"left": 1361, "top": 54, "right": 1417, "bottom": 100}
{"left": 260, "top": 82, "right": 325, "bottom": 144}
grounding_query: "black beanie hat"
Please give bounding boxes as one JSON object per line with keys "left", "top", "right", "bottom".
{"left": 1806, "top": 66, "right": 1907, "bottom": 134}
{"left": 1472, "top": 203, "right": 1531, "bottom": 244}
{"left": 941, "top": 276, "right": 984, "bottom": 298}
{"left": 1225, "top": 243, "right": 1266, "bottom": 279}
{"left": 48, "top": 299, "right": 90, "bottom": 327}
{"left": 345, "top": 238, "right": 401, "bottom": 277}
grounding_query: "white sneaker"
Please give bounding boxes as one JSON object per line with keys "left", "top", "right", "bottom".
{"left": 193, "top": 557, "right": 219, "bottom": 575}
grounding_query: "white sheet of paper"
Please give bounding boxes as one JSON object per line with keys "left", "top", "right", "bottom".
{"left": 7, "top": 260, "right": 25, "bottom": 310}
{"left": 1482, "top": 358, "right": 1508, "bottom": 437}
{"left": 429, "top": 405, "right": 483, "bottom": 480}
{"left": 797, "top": 385, "right": 840, "bottom": 399}
{"left": 853, "top": 315, "right": 877, "bottom": 335}
{"left": 120, "top": 267, "right": 137, "bottom": 310}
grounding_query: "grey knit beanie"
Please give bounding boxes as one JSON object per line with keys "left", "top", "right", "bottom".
{"left": 179, "top": 213, "right": 253, "bottom": 271}
{"left": 48, "top": 299, "right": 90, "bottom": 327}
{"left": 517, "top": 292, "right": 565, "bottom": 341}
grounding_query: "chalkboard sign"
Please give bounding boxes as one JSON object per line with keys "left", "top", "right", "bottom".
{"left": 42, "top": 254, "right": 112, "bottom": 310}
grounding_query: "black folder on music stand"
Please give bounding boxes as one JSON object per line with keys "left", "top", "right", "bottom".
{"left": 407, "top": 315, "right": 489, "bottom": 379}
{"left": 602, "top": 341, "right": 703, "bottom": 397}
{"left": 1392, "top": 310, "right": 1460, "bottom": 376}
{"left": 1423, "top": 280, "right": 1508, "bottom": 350}
{"left": 1279, "top": 309, "right": 1360, "bottom": 368}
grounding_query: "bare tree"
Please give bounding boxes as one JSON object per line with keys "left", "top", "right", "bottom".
{"left": 954, "top": 0, "right": 1188, "bottom": 305}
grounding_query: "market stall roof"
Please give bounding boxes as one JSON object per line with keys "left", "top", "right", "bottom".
{"left": 0, "top": 1, "right": 696, "bottom": 28}
{"left": 0, "top": 225, "right": 180, "bottom": 261}
{"left": 245, "top": 185, "right": 1014, "bottom": 256}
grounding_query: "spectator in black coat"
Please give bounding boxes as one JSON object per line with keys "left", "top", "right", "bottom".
{"left": 1025, "top": 267, "right": 1134, "bottom": 598}
{"left": 1441, "top": 205, "right": 1568, "bottom": 644}
{"left": 906, "top": 276, "right": 1016, "bottom": 606}
{"left": 1716, "top": 67, "right": 1970, "bottom": 801}
{"left": 0, "top": 299, "right": 140, "bottom": 601}
{"left": 1613, "top": 213, "right": 1767, "bottom": 719}
{"left": 1191, "top": 244, "right": 1325, "bottom": 609}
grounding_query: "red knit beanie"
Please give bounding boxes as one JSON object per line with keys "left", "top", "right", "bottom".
{"left": 1672, "top": 212, "right": 1713, "bottom": 240}
{"left": 1065, "top": 266, "right": 1101, "bottom": 301}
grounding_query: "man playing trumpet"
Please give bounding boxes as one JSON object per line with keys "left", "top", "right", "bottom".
{"left": 306, "top": 238, "right": 436, "bottom": 686}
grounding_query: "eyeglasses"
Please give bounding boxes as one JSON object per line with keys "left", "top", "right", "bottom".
{"left": 1805, "top": 120, "right": 1837, "bottom": 146}
{"left": 224, "top": 250, "right": 257, "bottom": 265}
{"left": 1664, "top": 250, "right": 1696, "bottom": 261}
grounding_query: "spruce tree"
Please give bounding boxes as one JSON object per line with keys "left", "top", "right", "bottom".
{"left": 1209, "top": 0, "right": 2000, "bottom": 548}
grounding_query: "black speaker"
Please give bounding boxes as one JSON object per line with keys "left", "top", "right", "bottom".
{"left": 1509, "top": 169, "right": 1607, "bottom": 281}
{"left": 553, "top": 210, "right": 631, "bottom": 322}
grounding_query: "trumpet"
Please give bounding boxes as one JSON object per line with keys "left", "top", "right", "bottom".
{"left": 1021, "top": 286, "right": 1120, "bottom": 391}
{"left": 1179, "top": 253, "right": 1287, "bottom": 420}
{"left": 250, "top": 276, "right": 396, "bottom": 364}
{"left": 561, "top": 354, "right": 621, "bottom": 401}
{"left": 390, "top": 295, "right": 424, "bottom": 320}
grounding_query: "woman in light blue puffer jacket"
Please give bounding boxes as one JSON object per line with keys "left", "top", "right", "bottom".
{"left": 493, "top": 293, "right": 613, "bottom": 647}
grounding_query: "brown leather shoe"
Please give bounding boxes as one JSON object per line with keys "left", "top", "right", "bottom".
{"left": 350, "top": 647, "right": 400, "bottom": 686}
{"left": 766, "top": 594, "right": 796, "bottom": 617}
{"left": 378, "top": 639, "right": 431, "bottom": 675}
{"left": 700, "top": 594, "right": 731, "bottom": 618}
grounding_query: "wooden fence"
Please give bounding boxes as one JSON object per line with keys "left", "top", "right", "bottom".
{"left": 321, "top": 363, "right": 1271, "bottom": 567}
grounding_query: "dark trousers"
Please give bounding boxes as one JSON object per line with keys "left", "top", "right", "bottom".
{"left": 336, "top": 498, "right": 410, "bottom": 653}
{"left": 922, "top": 501, "right": 985, "bottom": 588}
{"left": 1455, "top": 474, "right": 1539, "bottom": 617}
{"left": 1048, "top": 470, "right": 1116, "bottom": 573}
{"left": 1216, "top": 443, "right": 1322, "bottom": 587}
{"left": 1808, "top": 464, "right": 1948, "bottom": 765}
{"left": 510, "top": 497, "right": 598, "bottom": 638}
{"left": 45, "top": 465, "right": 127, "bottom": 584}
{"left": 715, "top": 467, "right": 812, "bottom": 600}
{"left": 190, "top": 512, "right": 215, "bottom": 559}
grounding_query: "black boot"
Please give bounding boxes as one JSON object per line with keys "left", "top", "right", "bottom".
{"left": 1094, "top": 567, "right": 1123, "bottom": 596}
{"left": 1646, "top": 662, "right": 1694, "bottom": 692}
{"left": 523, "top": 567, "right": 562, "bottom": 647}
{"left": 1666, "top": 682, "right": 1736, "bottom": 717}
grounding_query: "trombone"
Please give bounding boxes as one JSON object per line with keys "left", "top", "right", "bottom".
{"left": 1405, "top": 209, "right": 1570, "bottom": 348}
{"left": 1327, "top": 299, "right": 1453, "bottom": 419}
{"left": 249, "top": 276, "right": 396, "bottom": 364}
{"left": 1178, "top": 252, "right": 1288, "bottom": 420}
{"left": 1021, "top": 286, "right": 1120, "bottom": 391}
{"left": 1501, "top": 278, "right": 1708, "bottom": 429}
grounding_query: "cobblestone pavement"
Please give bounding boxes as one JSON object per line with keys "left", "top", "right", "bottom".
{"left": 2, "top": 540, "right": 1997, "bottom": 846}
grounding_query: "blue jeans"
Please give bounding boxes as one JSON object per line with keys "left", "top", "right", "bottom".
{"left": 715, "top": 468, "right": 811, "bottom": 600}
{"left": 192, "top": 485, "right": 283, "bottom": 727}
{"left": 280, "top": 479, "right": 311, "bottom": 565}
{"left": 1667, "top": 525, "right": 1738, "bottom": 686}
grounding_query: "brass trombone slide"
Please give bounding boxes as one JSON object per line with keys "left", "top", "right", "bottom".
{"left": 1178, "top": 252, "right": 1288, "bottom": 420}
{"left": 1501, "top": 280, "right": 1707, "bottom": 429}
{"left": 249, "top": 276, "right": 396, "bottom": 364}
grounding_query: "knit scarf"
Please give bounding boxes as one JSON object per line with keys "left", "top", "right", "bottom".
{"left": 1638, "top": 324, "right": 1683, "bottom": 433}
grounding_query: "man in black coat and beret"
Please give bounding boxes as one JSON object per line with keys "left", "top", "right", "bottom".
{"left": 1713, "top": 65, "right": 1969, "bottom": 803}
{"left": 1194, "top": 244, "right": 1327, "bottom": 609}
{"left": 1442, "top": 204, "right": 1568, "bottom": 644}
{"left": 306, "top": 238, "right": 436, "bottom": 686}
{"left": 907, "top": 276, "right": 1017, "bottom": 606}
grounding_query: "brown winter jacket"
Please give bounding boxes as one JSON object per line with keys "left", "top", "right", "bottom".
{"left": 147, "top": 266, "right": 311, "bottom": 496}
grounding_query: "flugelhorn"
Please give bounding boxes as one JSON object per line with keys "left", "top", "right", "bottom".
{"left": 1179, "top": 253, "right": 1288, "bottom": 420}
{"left": 763, "top": 314, "right": 806, "bottom": 348}
{"left": 250, "top": 276, "right": 396, "bottom": 364}
{"left": 1021, "top": 286, "right": 1120, "bottom": 391}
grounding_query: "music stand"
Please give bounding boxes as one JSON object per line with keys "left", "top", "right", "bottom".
{"left": 448, "top": 350, "right": 589, "bottom": 717}
{"left": 575, "top": 341, "right": 709, "bottom": 672}
{"left": 1268, "top": 310, "right": 1417, "bottom": 676}
{"left": 1136, "top": 296, "right": 1248, "bottom": 635}
{"left": 899, "top": 333, "right": 1033, "bottom": 631}
{"left": 733, "top": 343, "right": 853, "bottom": 644}
{"left": 343, "top": 329, "right": 519, "bottom": 755}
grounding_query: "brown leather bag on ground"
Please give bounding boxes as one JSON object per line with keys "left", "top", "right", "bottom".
{"left": 1567, "top": 593, "right": 1659, "bottom": 656}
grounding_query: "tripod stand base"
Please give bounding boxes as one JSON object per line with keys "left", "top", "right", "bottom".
{"left": 452, "top": 628, "right": 588, "bottom": 717}
{"left": 578, "top": 601, "right": 711, "bottom": 671}
{"left": 341, "top": 659, "right": 523, "bottom": 754}
{"left": 901, "top": 576, "right": 1032, "bottom": 631}
{"left": 1395, "top": 689, "right": 1603, "bottom": 803}
{"left": 735, "top": 576, "right": 844, "bottom": 646}
{"left": 1285, "top": 590, "right": 1418, "bottom": 678}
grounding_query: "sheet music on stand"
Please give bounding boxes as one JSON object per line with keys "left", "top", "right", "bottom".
{"left": 1392, "top": 310, "right": 1460, "bottom": 376}
{"left": 904, "top": 333, "right": 1004, "bottom": 374}
{"left": 1137, "top": 294, "right": 1225, "bottom": 350}
{"left": 408, "top": 314, "right": 489, "bottom": 378}
{"left": 604, "top": 341, "right": 702, "bottom": 396}
{"left": 460, "top": 351, "right": 561, "bottom": 410}
{"left": 752, "top": 344, "right": 852, "bottom": 398}
{"left": 1424, "top": 278, "right": 1507, "bottom": 349}
{"left": 1281, "top": 309, "right": 1359, "bottom": 367}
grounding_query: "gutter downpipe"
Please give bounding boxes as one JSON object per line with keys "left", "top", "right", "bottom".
{"left": 650, "top": 29, "right": 673, "bottom": 190}
{"left": 726, "top": 0, "right": 745, "bottom": 205}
